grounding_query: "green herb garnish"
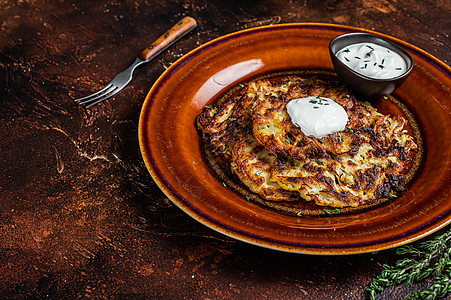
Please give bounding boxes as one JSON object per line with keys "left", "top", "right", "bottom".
{"left": 346, "top": 126, "right": 354, "bottom": 133}
{"left": 365, "top": 49, "right": 374, "bottom": 57}
{"left": 367, "top": 228, "right": 451, "bottom": 300}
{"left": 388, "top": 190, "right": 398, "bottom": 198}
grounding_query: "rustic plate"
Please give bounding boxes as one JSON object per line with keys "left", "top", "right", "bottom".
{"left": 139, "top": 23, "right": 451, "bottom": 255}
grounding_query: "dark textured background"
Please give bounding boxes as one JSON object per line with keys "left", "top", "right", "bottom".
{"left": 1, "top": 0, "right": 450, "bottom": 299}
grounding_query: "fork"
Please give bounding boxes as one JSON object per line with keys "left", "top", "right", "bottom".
{"left": 75, "top": 16, "right": 197, "bottom": 108}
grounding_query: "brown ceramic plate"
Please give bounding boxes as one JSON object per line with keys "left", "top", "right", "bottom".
{"left": 139, "top": 23, "right": 451, "bottom": 255}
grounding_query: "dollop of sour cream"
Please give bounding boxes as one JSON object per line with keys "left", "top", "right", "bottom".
{"left": 336, "top": 42, "right": 407, "bottom": 79}
{"left": 286, "top": 96, "right": 348, "bottom": 138}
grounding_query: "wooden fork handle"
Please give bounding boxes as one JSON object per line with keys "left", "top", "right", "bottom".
{"left": 139, "top": 16, "right": 197, "bottom": 61}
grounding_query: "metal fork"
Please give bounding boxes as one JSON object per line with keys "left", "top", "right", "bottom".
{"left": 75, "top": 16, "right": 197, "bottom": 108}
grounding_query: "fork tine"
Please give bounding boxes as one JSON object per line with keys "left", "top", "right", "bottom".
{"left": 77, "top": 85, "right": 117, "bottom": 106}
{"left": 84, "top": 86, "right": 122, "bottom": 108}
{"left": 74, "top": 83, "right": 114, "bottom": 102}
{"left": 78, "top": 87, "right": 117, "bottom": 106}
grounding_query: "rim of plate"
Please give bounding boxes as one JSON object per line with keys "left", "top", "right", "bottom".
{"left": 138, "top": 22, "right": 451, "bottom": 255}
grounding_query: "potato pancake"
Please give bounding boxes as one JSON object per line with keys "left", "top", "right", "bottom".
{"left": 197, "top": 72, "right": 420, "bottom": 213}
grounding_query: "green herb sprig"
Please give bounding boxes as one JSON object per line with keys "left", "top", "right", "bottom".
{"left": 367, "top": 227, "right": 451, "bottom": 300}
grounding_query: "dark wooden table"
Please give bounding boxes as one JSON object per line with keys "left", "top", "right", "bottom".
{"left": 1, "top": 1, "right": 450, "bottom": 299}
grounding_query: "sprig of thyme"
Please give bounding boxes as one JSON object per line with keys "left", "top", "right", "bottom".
{"left": 367, "top": 227, "right": 451, "bottom": 300}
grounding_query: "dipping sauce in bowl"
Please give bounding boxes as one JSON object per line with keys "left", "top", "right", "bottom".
{"left": 336, "top": 42, "right": 407, "bottom": 79}
{"left": 329, "top": 33, "right": 413, "bottom": 99}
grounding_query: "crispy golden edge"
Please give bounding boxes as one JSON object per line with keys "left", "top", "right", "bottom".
{"left": 197, "top": 73, "right": 418, "bottom": 209}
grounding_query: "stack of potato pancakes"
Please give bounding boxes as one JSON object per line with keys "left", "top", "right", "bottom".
{"left": 197, "top": 76, "right": 417, "bottom": 208}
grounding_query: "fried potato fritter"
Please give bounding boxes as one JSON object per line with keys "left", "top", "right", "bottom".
{"left": 197, "top": 75, "right": 417, "bottom": 208}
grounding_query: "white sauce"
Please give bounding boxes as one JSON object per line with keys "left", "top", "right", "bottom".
{"left": 286, "top": 96, "right": 348, "bottom": 138}
{"left": 336, "top": 42, "right": 407, "bottom": 79}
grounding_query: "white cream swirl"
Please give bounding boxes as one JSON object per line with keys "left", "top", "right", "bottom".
{"left": 286, "top": 96, "right": 348, "bottom": 138}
